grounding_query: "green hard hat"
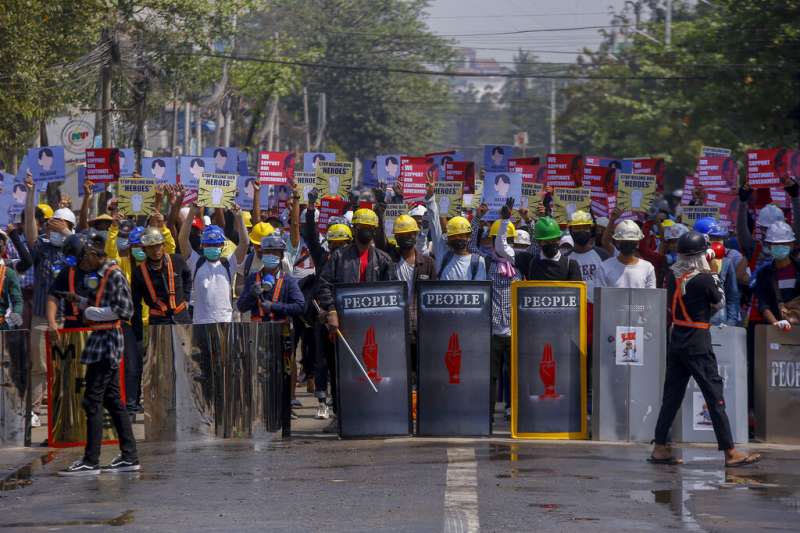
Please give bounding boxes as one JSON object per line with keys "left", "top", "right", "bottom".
{"left": 534, "top": 216, "right": 561, "bottom": 241}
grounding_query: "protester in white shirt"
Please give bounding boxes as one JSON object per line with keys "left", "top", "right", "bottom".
{"left": 567, "top": 210, "right": 610, "bottom": 303}
{"left": 597, "top": 219, "right": 657, "bottom": 289}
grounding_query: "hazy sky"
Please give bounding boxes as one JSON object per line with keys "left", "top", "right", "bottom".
{"left": 424, "top": 0, "right": 630, "bottom": 65}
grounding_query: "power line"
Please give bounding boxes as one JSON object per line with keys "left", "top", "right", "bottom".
{"left": 314, "top": 24, "right": 628, "bottom": 39}
{"left": 424, "top": 11, "right": 611, "bottom": 19}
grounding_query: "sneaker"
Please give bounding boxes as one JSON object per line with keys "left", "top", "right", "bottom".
{"left": 58, "top": 459, "right": 100, "bottom": 477}
{"left": 290, "top": 411, "right": 299, "bottom": 420}
{"left": 30, "top": 413, "right": 41, "bottom": 428}
{"left": 290, "top": 399, "right": 302, "bottom": 408}
{"left": 315, "top": 403, "right": 330, "bottom": 420}
{"left": 101, "top": 455, "right": 141, "bottom": 473}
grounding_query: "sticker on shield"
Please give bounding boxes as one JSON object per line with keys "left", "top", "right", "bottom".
{"left": 692, "top": 391, "right": 714, "bottom": 431}
{"left": 615, "top": 326, "right": 644, "bottom": 366}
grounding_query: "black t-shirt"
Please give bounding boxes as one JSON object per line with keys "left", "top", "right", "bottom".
{"left": 49, "top": 266, "right": 98, "bottom": 328}
{"left": 666, "top": 271, "right": 723, "bottom": 354}
{"left": 527, "top": 255, "right": 583, "bottom": 281}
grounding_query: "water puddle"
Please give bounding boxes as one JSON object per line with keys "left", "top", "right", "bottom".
{"left": 0, "top": 451, "right": 58, "bottom": 492}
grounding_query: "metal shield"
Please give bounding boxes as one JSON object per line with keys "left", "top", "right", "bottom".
{"left": 335, "top": 282, "right": 410, "bottom": 437}
{"left": 0, "top": 330, "right": 28, "bottom": 446}
{"left": 592, "top": 288, "right": 666, "bottom": 442}
{"left": 512, "top": 282, "right": 587, "bottom": 439}
{"left": 754, "top": 325, "right": 800, "bottom": 444}
{"left": 674, "top": 326, "right": 748, "bottom": 444}
{"left": 416, "top": 281, "right": 492, "bottom": 436}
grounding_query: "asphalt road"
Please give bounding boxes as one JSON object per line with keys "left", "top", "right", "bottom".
{"left": 1, "top": 397, "right": 799, "bottom": 532}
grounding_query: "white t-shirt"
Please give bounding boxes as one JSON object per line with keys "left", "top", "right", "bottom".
{"left": 188, "top": 250, "right": 240, "bottom": 324}
{"left": 571, "top": 249, "right": 605, "bottom": 303}
{"left": 396, "top": 259, "right": 415, "bottom": 302}
{"left": 439, "top": 253, "right": 487, "bottom": 281}
{"left": 597, "top": 256, "right": 656, "bottom": 289}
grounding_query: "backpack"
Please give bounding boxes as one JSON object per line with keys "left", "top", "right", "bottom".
{"left": 193, "top": 256, "right": 232, "bottom": 284}
{"left": 438, "top": 251, "right": 481, "bottom": 280}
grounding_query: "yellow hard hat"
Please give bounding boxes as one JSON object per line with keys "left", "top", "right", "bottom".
{"left": 242, "top": 211, "right": 253, "bottom": 228}
{"left": 388, "top": 237, "right": 398, "bottom": 247}
{"left": 568, "top": 210, "right": 593, "bottom": 227}
{"left": 446, "top": 216, "right": 472, "bottom": 237}
{"left": 393, "top": 214, "right": 419, "bottom": 235}
{"left": 37, "top": 203, "right": 54, "bottom": 219}
{"left": 661, "top": 219, "right": 674, "bottom": 228}
{"left": 352, "top": 208, "right": 379, "bottom": 228}
{"left": 249, "top": 221, "right": 274, "bottom": 245}
{"left": 327, "top": 223, "right": 353, "bottom": 242}
{"left": 490, "top": 219, "right": 516, "bottom": 238}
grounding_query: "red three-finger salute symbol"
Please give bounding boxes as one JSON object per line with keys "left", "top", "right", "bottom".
{"left": 445, "top": 332, "right": 462, "bottom": 384}
{"left": 362, "top": 326, "right": 382, "bottom": 384}
{"left": 538, "top": 343, "right": 560, "bottom": 399}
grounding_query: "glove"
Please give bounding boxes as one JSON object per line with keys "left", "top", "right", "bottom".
{"left": 774, "top": 320, "right": 792, "bottom": 331}
{"left": 326, "top": 309, "right": 339, "bottom": 330}
{"left": 6, "top": 312, "right": 22, "bottom": 328}
{"left": 738, "top": 186, "right": 751, "bottom": 202}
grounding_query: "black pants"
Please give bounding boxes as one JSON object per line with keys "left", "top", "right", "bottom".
{"left": 122, "top": 323, "right": 142, "bottom": 412}
{"left": 82, "top": 358, "right": 138, "bottom": 465}
{"left": 316, "top": 325, "right": 337, "bottom": 410}
{"left": 654, "top": 349, "right": 734, "bottom": 451}
{"left": 490, "top": 335, "right": 511, "bottom": 415}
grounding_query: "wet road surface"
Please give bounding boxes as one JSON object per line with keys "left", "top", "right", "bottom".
{"left": 1, "top": 434, "right": 799, "bottom": 532}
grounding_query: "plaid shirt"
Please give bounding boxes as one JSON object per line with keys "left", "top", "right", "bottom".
{"left": 81, "top": 263, "right": 134, "bottom": 366}
{"left": 6, "top": 238, "right": 34, "bottom": 288}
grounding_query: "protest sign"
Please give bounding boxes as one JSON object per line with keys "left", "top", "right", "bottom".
{"left": 377, "top": 154, "right": 402, "bottom": 184}
{"left": 616, "top": 173, "right": 656, "bottom": 213}
{"left": 198, "top": 173, "right": 237, "bottom": 209}
{"left": 481, "top": 172, "right": 522, "bottom": 221}
{"left": 303, "top": 152, "right": 336, "bottom": 173}
{"left": 142, "top": 157, "right": 177, "bottom": 184}
{"left": 444, "top": 161, "right": 475, "bottom": 193}
{"left": 118, "top": 148, "right": 134, "bottom": 177}
{"left": 118, "top": 177, "right": 156, "bottom": 216}
{"left": 257, "top": 151, "right": 295, "bottom": 186}
{"left": 585, "top": 156, "right": 622, "bottom": 168}
{"left": 267, "top": 185, "right": 291, "bottom": 212}
{"left": 318, "top": 196, "right": 348, "bottom": 233}
{"left": 521, "top": 183, "right": 543, "bottom": 214}
{"left": 509, "top": 157, "right": 541, "bottom": 184}
{"left": 483, "top": 144, "right": 512, "bottom": 172}
{"left": 203, "top": 147, "right": 240, "bottom": 173}
{"left": 383, "top": 203, "right": 406, "bottom": 238}
{"left": 704, "top": 190, "right": 738, "bottom": 231}
{"left": 466, "top": 179, "right": 484, "bottom": 209}
{"left": 235, "top": 176, "right": 267, "bottom": 211}
{"left": 552, "top": 187, "right": 591, "bottom": 225}
{"left": 26, "top": 146, "right": 66, "bottom": 184}
{"left": 238, "top": 150, "right": 249, "bottom": 176}
{"left": 294, "top": 171, "right": 317, "bottom": 203}
{"left": 425, "top": 150, "right": 464, "bottom": 180}
{"left": 2, "top": 172, "right": 25, "bottom": 222}
{"left": 546, "top": 153, "right": 583, "bottom": 188}
{"left": 399, "top": 157, "right": 428, "bottom": 204}
{"left": 695, "top": 156, "right": 737, "bottom": 191}
{"left": 747, "top": 149, "right": 786, "bottom": 189}
{"left": 681, "top": 176, "right": 695, "bottom": 206}
{"left": 179, "top": 156, "right": 214, "bottom": 191}
{"left": 701, "top": 146, "right": 732, "bottom": 158}
{"left": 627, "top": 158, "right": 666, "bottom": 192}
{"left": 583, "top": 164, "right": 616, "bottom": 195}
{"left": 362, "top": 159, "right": 378, "bottom": 189}
{"left": 434, "top": 181, "right": 463, "bottom": 218}
{"left": 316, "top": 161, "right": 353, "bottom": 198}
{"left": 85, "top": 148, "right": 120, "bottom": 184}
{"left": 77, "top": 166, "right": 104, "bottom": 197}
{"left": 681, "top": 205, "right": 720, "bottom": 228}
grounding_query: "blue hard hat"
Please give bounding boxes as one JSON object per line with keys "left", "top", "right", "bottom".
{"left": 260, "top": 234, "right": 286, "bottom": 251}
{"left": 128, "top": 226, "right": 145, "bottom": 246}
{"left": 201, "top": 225, "right": 226, "bottom": 246}
{"left": 693, "top": 217, "right": 724, "bottom": 237}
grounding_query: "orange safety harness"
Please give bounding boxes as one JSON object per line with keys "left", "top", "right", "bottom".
{"left": 139, "top": 255, "right": 187, "bottom": 317}
{"left": 251, "top": 272, "right": 285, "bottom": 322}
{"left": 85, "top": 264, "right": 123, "bottom": 330}
{"left": 64, "top": 267, "right": 82, "bottom": 322}
{"left": 0, "top": 265, "right": 6, "bottom": 324}
{"left": 671, "top": 272, "right": 710, "bottom": 330}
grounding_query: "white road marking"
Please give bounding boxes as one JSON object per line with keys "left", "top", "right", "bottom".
{"left": 444, "top": 447, "right": 480, "bottom": 533}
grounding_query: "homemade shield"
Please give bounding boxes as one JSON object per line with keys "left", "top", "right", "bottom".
{"left": 592, "top": 288, "right": 666, "bottom": 442}
{"left": 416, "top": 281, "right": 492, "bottom": 436}
{"left": 46, "top": 329, "right": 122, "bottom": 448}
{"left": 754, "top": 325, "right": 800, "bottom": 444}
{"left": 0, "top": 330, "right": 28, "bottom": 447}
{"left": 143, "top": 323, "right": 284, "bottom": 441}
{"left": 674, "top": 326, "right": 748, "bottom": 444}
{"left": 512, "top": 281, "right": 587, "bottom": 439}
{"left": 335, "top": 282, "right": 410, "bottom": 437}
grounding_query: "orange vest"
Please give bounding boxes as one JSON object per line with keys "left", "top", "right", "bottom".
{"left": 138, "top": 255, "right": 187, "bottom": 317}
{"left": 85, "top": 264, "right": 123, "bottom": 330}
{"left": 251, "top": 272, "right": 285, "bottom": 322}
{"left": 671, "top": 272, "right": 710, "bottom": 330}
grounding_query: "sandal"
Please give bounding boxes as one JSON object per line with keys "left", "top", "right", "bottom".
{"left": 647, "top": 455, "right": 683, "bottom": 465}
{"left": 725, "top": 453, "right": 761, "bottom": 468}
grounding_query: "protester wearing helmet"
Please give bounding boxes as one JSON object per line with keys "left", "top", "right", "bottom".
{"left": 566, "top": 210, "right": 609, "bottom": 301}
{"left": 408, "top": 204, "right": 431, "bottom": 256}
{"left": 651, "top": 230, "right": 760, "bottom": 468}
{"left": 754, "top": 221, "right": 800, "bottom": 331}
{"left": 597, "top": 219, "right": 656, "bottom": 288}
{"left": 511, "top": 229, "right": 533, "bottom": 272}
{"left": 528, "top": 216, "right": 582, "bottom": 281}
{"left": 693, "top": 217, "right": 740, "bottom": 326}
{"left": 0, "top": 229, "right": 23, "bottom": 331}
{"left": 179, "top": 204, "right": 250, "bottom": 324}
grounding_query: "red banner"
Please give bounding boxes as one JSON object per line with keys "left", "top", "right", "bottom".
{"left": 317, "top": 196, "right": 348, "bottom": 234}
{"left": 628, "top": 158, "right": 666, "bottom": 192}
{"left": 509, "top": 157, "right": 541, "bottom": 184}
{"left": 545, "top": 153, "right": 582, "bottom": 188}
{"left": 444, "top": 161, "right": 475, "bottom": 193}
{"left": 400, "top": 156, "right": 429, "bottom": 203}
{"left": 747, "top": 148, "right": 786, "bottom": 189}
{"left": 84, "top": 148, "right": 120, "bottom": 183}
{"left": 695, "top": 156, "right": 737, "bottom": 192}
{"left": 257, "top": 151, "right": 295, "bottom": 186}
{"left": 704, "top": 190, "right": 739, "bottom": 231}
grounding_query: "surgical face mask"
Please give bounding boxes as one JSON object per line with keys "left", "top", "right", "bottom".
{"left": 617, "top": 241, "right": 638, "bottom": 256}
{"left": 355, "top": 227, "right": 375, "bottom": 245}
{"left": 117, "top": 238, "right": 130, "bottom": 252}
{"left": 571, "top": 230, "right": 592, "bottom": 247}
{"left": 203, "top": 247, "right": 222, "bottom": 261}
{"left": 131, "top": 247, "right": 146, "bottom": 262}
{"left": 449, "top": 239, "right": 468, "bottom": 252}
{"left": 541, "top": 243, "right": 559, "bottom": 258}
{"left": 771, "top": 245, "right": 791, "bottom": 260}
{"left": 397, "top": 236, "right": 416, "bottom": 251}
{"left": 49, "top": 231, "right": 66, "bottom": 247}
{"left": 262, "top": 254, "right": 281, "bottom": 271}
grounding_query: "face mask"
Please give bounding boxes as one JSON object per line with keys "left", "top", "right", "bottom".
{"left": 572, "top": 230, "right": 592, "bottom": 247}
{"left": 449, "top": 239, "right": 468, "bottom": 252}
{"left": 49, "top": 232, "right": 65, "bottom": 247}
{"left": 262, "top": 254, "right": 281, "bottom": 270}
{"left": 117, "top": 238, "right": 129, "bottom": 252}
{"left": 356, "top": 228, "right": 375, "bottom": 245}
{"left": 203, "top": 247, "right": 222, "bottom": 261}
{"left": 560, "top": 246, "right": 572, "bottom": 257}
{"left": 617, "top": 241, "right": 638, "bottom": 256}
{"left": 397, "top": 236, "right": 416, "bottom": 251}
{"left": 771, "top": 245, "right": 791, "bottom": 260}
{"left": 542, "top": 243, "right": 559, "bottom": 258}
{"left": 132, "top": 248, "right": 146, "bottom": 262}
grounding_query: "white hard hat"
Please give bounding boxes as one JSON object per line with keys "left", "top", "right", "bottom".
{"left": 757, "top": 204, "right": 784, "bottom": 228}
{"left": 559, "top": 234, "right": 574, "bottom": 248}
{"left": 52, "top": 208, "right": 76, "bottom": 226}
{"left": 203, "top": 215, "right": 212, "bottom": 226}
{"left": 664, "top": 223, "right": 689, "bottom": 241}
{"left": 612, "top": 219, "right": 644, "bottom": 241}
{"left": 765, "top": 221, "right": 795, "bottom": 244}
{"left": 300, "top": 208, "right": 320, "bottom": 223}
{"left": 343, "top": 210, "right": 353, "bottom": 224}
{"left": 409, "top": 204, "right": 428, "bottom": 218}
{"left": 515, "top": 229, "right": 531, "bottom": 246}
{"left": 595, "top": 216, "right": 610, "bottom": 228}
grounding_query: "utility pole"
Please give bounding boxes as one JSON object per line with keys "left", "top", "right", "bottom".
{"left": 313, "top": 92, "right": 326, "bottom": 150}
{"left": 665, "top": 0, "right": 673, "bottom": 47}
{"left": 302, "top": 86, "right": 311, "bottom": 151}
{"left": 267, "top": 95, "right": 278, "bottom": 151}
{"left": 183, "top": 102, "right": 191, "bottom": 155}
{"left": 194, "top": 106, "right": 202, "bottom": 154}
{"left": 549, "top": 81, "right": 557, "bottom": 153}
{"left": 100, "top": 28, "right": 113, "bottom": 147}
{"left": 171, "top": 94, "right": 179, "bottom": 155}
{"left": 223, "top": 98, "right": 233, "bottom": 147}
